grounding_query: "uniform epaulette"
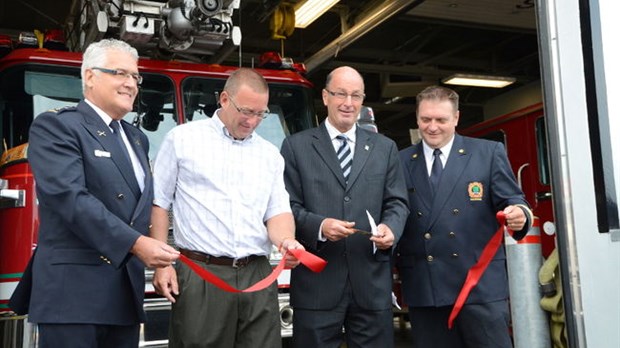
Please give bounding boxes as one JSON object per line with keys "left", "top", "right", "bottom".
{"left": 47, "top": 105, "right": 77, "bottom": 114}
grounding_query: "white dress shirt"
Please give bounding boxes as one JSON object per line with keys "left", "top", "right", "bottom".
{"left": 325, "top": 118, "right": 357, "bottom": 156}
{"left": 152, "top": 110, "right": 292, "bottom": 257}
{"left": 422, "top": 136, "right": 455, "bottom": 177}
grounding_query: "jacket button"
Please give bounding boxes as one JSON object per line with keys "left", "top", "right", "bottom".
{"left": 424, "top": 233, "right": 432, "bottom": 240}
{"left": 452, "top": 253, "right": 459, "bottom": 258}
{"left": 453, "top": 209, "right": 459, "bottom": 215}
{"left": 344, "top": 196, "right": 351, "bottom": 202}
{"left": 449, "top": 232, "right": 456, "bottom": 238}
{"left": 129, "top": 221, "right": 134, "bottom": 227}
{"left": 417, "top": 211, "right": 423, "bottom": 217}
{"left": 117, "top": 193, "right": 124, "bottom": 199}
{"left": 426, "top": 255, "right": 434, "bottom": 262}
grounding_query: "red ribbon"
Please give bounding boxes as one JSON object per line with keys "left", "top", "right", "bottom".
{"left": 448, "top": 211, "right": 510, "bottom": 328}
{"left": 179, "top": 248, "right": 327, "bottom": 293}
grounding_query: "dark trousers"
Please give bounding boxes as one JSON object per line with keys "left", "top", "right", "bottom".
{"left": 409, "top": 300, "right": 512, "bottom": 348}
{"left": 292, "top": 279, "right": 394, "bottom": 348}
{"left": 38, "top": 323, "right": 139, "bottom": 348}
{"left": 169, "top": 256, "right": 281, "bottom": 348}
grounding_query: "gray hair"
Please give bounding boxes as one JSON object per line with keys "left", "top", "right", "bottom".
{"left": 81, "top": 39, "right": 139, "bottom": 92}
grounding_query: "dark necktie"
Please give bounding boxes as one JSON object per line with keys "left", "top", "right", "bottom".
{"left": 109, "top": 121, "right": 132, "bottom": 165}
{"left": 430, "top": 148, "right": 443, "bottom": 193}
{"left": 336, "top": 134, "right": 353, "bottom": 183}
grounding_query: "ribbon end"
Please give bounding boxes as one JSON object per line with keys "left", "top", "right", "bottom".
{"left": 448, "top": 311, "right": 457, "bottom": 329}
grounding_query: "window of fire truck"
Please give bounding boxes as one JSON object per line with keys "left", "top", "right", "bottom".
{"left": 181, "top": 77, "right": 316, "bottom": 149}
{"left": 1, "top": 65, "right": 82, "bottom": 156}
{"left": 535, "top": 116, "right": 551, "bottom": 186}
{"left": 126, "top": 73, "right": 176, "bottom": 160}
{"left": 479, "top": 130, "right": 506, "bottom": 146}
{"left": 0, "top": 65, "right": 176, "bottom": 164}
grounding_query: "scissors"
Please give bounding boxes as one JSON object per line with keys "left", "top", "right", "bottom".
{"left": 353, "top": 211, "right": 380, "bottom": 237}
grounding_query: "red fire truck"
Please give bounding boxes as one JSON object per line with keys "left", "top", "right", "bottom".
{"left": 0, "top": 32, "right": 315, "bottom": 345}
{"left": 461, "top": 102, "right": 556, "bottom": 258}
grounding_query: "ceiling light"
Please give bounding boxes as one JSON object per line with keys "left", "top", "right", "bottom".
{"left": 442, "top": 73, "right": 516, "bottom": 88}
{"left": 294, "top": 0, "right": 340, "bottom": 29}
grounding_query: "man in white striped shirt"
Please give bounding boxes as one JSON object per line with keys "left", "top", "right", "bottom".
{"left": 150, "top": 68, "right": 304, "bottom": 347}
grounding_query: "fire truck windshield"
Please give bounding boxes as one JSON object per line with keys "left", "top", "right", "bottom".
{"left": 1, "top": 63, "right": 316, "bottom": 162}
{"left": 180, "top": 76, "right": 315, "bottom": 149}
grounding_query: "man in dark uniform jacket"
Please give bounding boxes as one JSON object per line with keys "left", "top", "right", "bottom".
{"left": 12, "top": 39, "right": 178, "bottom": 347}
{"left": 397, "top": 85, "right": 532, "bottom": 348}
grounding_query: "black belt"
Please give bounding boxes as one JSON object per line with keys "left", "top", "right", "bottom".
{"left": 179, "top": 248, "right": 263, "bottom": 268}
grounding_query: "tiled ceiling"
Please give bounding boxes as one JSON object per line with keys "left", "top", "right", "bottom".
{"left": 0, "top": 0, "right": 541, "bottom": 148}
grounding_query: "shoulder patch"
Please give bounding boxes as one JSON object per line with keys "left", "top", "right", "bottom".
{"left": 47, "top": 106, "right": 77, "bottom": 114}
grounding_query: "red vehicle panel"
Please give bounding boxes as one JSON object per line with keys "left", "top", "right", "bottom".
{"left": 461, "top": 103, "right": 556, "bottom": 257}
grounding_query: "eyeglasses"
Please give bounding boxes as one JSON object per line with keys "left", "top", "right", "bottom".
{"left": 229, "top": 97, "right": 270, "bottom": 119}
{"left": 325, "top": 89, "right": 365, "bottom": 102}
{"left": 92, "top": 67, "right": 143, "bottom": 85}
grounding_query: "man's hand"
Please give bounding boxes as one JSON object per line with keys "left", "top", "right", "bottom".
{"left": 153, "top": 266, "right": 179, "bottom": 303}
{"left": 131, "top": 235, "right": 180, "bottom": 268}
{"left": 280, "top": 238, "right": 306, "bottom": 269}
{"left": 370, "top": 223, "right": 395, "bottom": 250}
{"left": 503, "top": 205, "right": 527, "bottom": 231}
{"left": 321, "top": 218, "right": 356, "bottom": 241}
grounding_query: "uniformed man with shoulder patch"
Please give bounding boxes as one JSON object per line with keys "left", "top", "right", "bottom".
{"left": 10, "top": 39, "right": 179, "bottom": 347}
{"left": 397, "top": 85, "right": 532, "bottom": 348}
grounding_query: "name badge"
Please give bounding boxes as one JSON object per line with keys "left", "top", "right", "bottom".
{"left": 94, "top": 150, "right": 111, "bottom": 158}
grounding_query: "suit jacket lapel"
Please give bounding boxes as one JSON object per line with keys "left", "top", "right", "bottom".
{"left": 78, "top": 101, "right": 142, "bottom": 199}
{"left": 122, "top": 121, "right": 149, "bottom": 173}
{"left": 346, "top": 128, "right": 372, "bottom": 191}
{"left": 428, "top": 135, "right": 470, "bottom": 227}
{"left": 406, "top": 142, "right": 433, "bottom": 210}
{"left": 312, "top": 123, "right": 347, "bottom": 188}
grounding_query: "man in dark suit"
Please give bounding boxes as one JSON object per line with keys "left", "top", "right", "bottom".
{"left": 281, "top": 66, "right": 409, "bottom": 348}
{"left": 397, "top": 85, "right": 532, "bottom": 347}
{"left": 19, "top": 39, "right": 179, "bottom": 347}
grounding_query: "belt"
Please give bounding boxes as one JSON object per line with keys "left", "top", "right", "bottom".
{"left": 179, "top": 249, "right": 263, "bottom": 268}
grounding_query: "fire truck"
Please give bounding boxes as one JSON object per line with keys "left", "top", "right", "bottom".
{"left": 0, "top": 2, "right": 315, "bottom": 346}
{"left": 461, "top": 102, "right": 556, "bottom": 258}
{"left": 0, "top": 44, "right": 314, "bottom": 346}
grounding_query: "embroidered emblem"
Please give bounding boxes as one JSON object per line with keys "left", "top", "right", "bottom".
{"left": 468, "top": 182, "right": 483, "bottom": 201}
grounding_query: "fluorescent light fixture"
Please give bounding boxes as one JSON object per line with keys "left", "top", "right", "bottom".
{"left": 294, "top": 0, "right": 340, "bottom": 29}
{"left": 442, "top": 73, "right": 516, "bottom": 88}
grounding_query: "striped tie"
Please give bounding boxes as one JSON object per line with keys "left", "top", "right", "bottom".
{"left": 336, "top": 134, "right": 353, "bottom": 183}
